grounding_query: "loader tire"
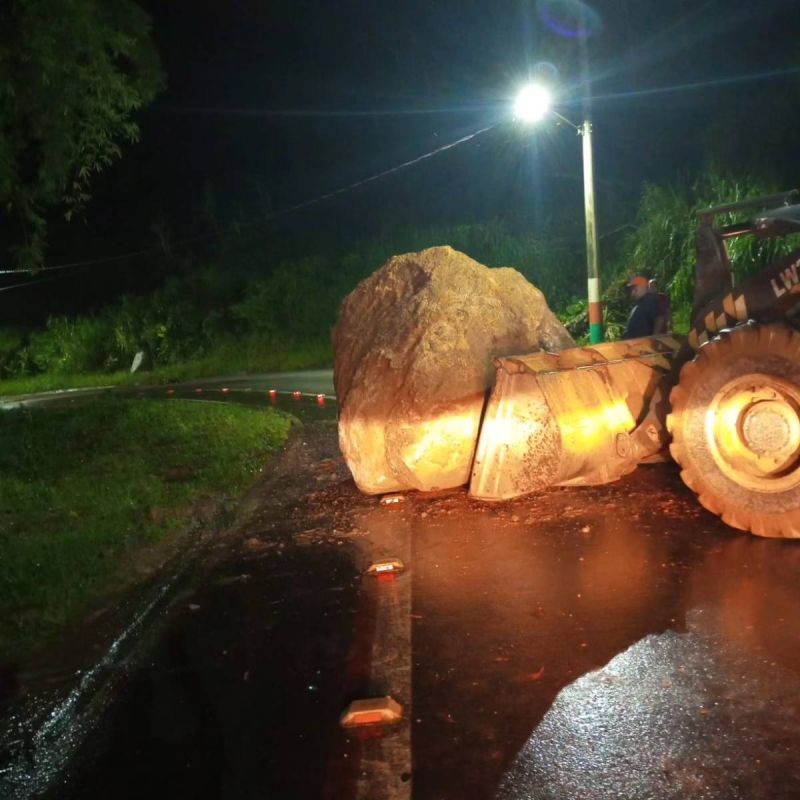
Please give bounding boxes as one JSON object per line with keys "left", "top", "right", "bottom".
{"left": 667, "top": 324, "right": 800, "bottom": 538}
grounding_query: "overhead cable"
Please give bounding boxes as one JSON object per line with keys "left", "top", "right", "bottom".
{"left": 0, "top": 121, "right": 499, "bottom": 281}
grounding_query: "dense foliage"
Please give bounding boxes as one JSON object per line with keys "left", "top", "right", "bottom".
{"left": 0, "top": 0, "right": 163, "bottom": 269}
{"left": 0, "top": 220, "right": 587, "bottom": 382}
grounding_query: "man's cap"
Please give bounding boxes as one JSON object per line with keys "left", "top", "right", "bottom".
{"left": 626, "top": 275, "right": 649, "bottom": 288}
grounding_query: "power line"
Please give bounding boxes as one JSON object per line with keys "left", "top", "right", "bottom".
{"left": 0, "top": 120, "right": 499, "bottom": 283}
{"left": 594, "top": 65, "right": 800, "bottom": 103}
{"left": 0, "top": 252, "right": 147, "bottom": 275}
{"left": 3, "top": 62, "right": 793, "bottom": 286}
{"left": 0, "top": 273, "right": 68, "bottom": 292}
{"left": 154, "top": 103, "right": 494, "bottom": 118}
{"left": 246, "top": 122, "right": 499, "bottom": 222}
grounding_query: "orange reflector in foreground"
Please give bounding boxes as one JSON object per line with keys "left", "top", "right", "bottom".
{"left": 292, "top": 390, "right": 302, "bottom": 400}
{"left": 316, "top": 393, "right": 326, "bottom": 406}
{"left": 340, "top": 696, "right": 403, "bottom": 729}
{"left": 366, "top": 558, "right": 405, "bottom": 576}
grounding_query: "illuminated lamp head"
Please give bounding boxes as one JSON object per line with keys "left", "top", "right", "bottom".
{"left": 514, "top": 83, "right": 553, "bottom": 124}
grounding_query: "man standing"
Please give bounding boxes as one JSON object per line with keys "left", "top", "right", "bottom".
{"left": 623, "top": 274, "right": 665, "bottom": 339}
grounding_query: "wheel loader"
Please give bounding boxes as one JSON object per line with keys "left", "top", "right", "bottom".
{"left": 469, "top": 190, "right": 800, "bottom": 539}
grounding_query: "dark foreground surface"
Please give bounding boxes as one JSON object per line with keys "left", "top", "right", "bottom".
{"left": 3, "top": 406, "right": 800, "bottom": 799}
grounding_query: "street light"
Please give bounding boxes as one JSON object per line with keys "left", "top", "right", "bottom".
{"left": 513, "top": 84, "right": 553, "bottom": 124}
{"left": 514, "top": 83, "right": 603, "bottom": 343}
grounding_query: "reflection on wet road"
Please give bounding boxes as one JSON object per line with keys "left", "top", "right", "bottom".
{"left": 407, "top": 474, "right": 800, "bottom": 798}
{"left": 498, "top": 609, "right": 800, "bottom": 799}
{"left": 3, "top": 412, "right": 799, "bottom": 799}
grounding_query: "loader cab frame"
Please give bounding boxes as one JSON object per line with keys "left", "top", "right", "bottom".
{"left": 693, "top": 189, "right": 800, "bottom": 321}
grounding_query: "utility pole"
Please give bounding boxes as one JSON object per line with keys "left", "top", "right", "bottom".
{"left": 580, "top": 120, "right": 602, "bottom": 343}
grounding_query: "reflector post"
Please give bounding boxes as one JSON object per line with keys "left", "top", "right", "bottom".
{"left": 292, "top": 390, "right": 302, "bottom": 401}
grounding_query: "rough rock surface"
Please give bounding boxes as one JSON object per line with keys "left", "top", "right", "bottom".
{"left": 333, "top": 246, "right": 575, "bottom": 494}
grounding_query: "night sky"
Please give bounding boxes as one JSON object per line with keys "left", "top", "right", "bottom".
{"left": 134, "top": 0, "right": 800, "bottom": 226}
{"left": 6, "top": 0, "right": 800, "bottom": 318}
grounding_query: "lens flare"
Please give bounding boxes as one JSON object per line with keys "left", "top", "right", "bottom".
{"left": 536, "top": 0, "right": 603, "bottom": 39}
{"left": 533, "top": 61, "right": 560, "bottom": 83}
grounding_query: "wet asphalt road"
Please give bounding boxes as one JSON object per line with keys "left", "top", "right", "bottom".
{"left": 3, "top": 392, "right": 800, "bottom": 799}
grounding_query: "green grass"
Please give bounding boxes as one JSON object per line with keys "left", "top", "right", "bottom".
{"left": 0, "top": 397, "right": 293, "bottom": 658}
{"left": 0, "top": 370, "right": 129, "bottom": 396}
{"left": 148, "top": 336, "right": 333, "bottom": 383}
{"left": 0, "top": 335, "right": 333, "bottom": 397}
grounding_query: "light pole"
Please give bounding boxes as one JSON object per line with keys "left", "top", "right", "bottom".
{"left": 514, "top": 84, "right": 603, "bottom": 343}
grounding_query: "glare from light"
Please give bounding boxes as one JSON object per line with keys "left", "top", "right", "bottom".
{"left": 514, "top": 83, "right": 553, "bottom": 124}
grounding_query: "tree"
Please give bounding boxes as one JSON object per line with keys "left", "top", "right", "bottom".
{"left": 0, "top": 0, "right": 163, "bottom": 269}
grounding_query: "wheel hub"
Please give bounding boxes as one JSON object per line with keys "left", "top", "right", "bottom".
{"left": 710, "top": 377, "right": 800, "bottom": 484}
{"left": 739, "top": 397, "right": 800, "bottom": 472}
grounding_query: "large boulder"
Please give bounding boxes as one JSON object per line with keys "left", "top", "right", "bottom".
{"left": 333, "top": 246, "right": 574, "bottom": 495}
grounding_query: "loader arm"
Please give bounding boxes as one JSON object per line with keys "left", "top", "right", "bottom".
{"left": 687, "top": 246, "right": 800, "bottom": 350}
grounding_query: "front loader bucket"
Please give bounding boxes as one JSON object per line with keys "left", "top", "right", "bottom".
{"left": 469, "top": 336, "right": 683, "bottom": 501}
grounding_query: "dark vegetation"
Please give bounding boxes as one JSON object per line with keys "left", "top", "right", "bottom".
{"left": 0, "top": 219, "right": 583, "bottom": 390}
{"left": 0, "top": 0, "right": 163, "bottom": 270}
